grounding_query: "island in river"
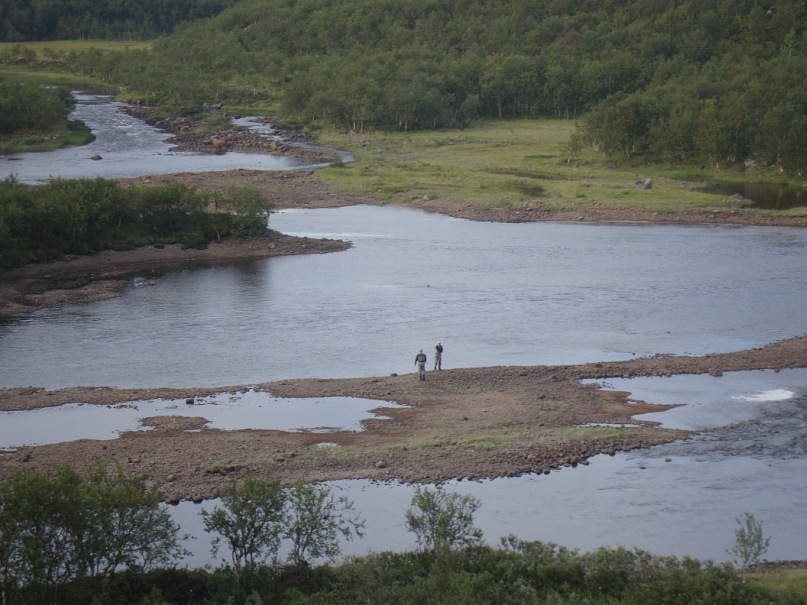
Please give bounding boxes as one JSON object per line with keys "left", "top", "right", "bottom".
{"left": 2, "top": 146, "right": 807, "bottom": 505}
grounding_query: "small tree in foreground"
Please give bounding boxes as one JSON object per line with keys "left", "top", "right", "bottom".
{"left": 283, "top": 479, "right": 365, "bottom": 567}
{"left": 405, "top": 486, "right": 483, "bottom": 551}
{"left": 727, "top": 511, "right": 770, "bottom": 581}
{"left": 202, "top": 476, "right": 365, "bottom": 574}
{"left": 201, "top": 476, "right": 285, "bottom": 580}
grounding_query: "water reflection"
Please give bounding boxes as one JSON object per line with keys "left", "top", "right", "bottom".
{"left": 2, "top": 206, "right": 806, "bottom": 390}
{"left": 0, "top": 391, "right": 404, "bottom": 449}
{"left": 698, "top": 180, "right": 807, "bottom": 210}
{"left": 165, "top": 368, "right": 807, "bottom": 568}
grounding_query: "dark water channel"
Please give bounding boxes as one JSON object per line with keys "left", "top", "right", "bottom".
{"left": 1, "top": 95, "right": 806, "bottom": 564}
{"left": 699, "top": 180, "right": 807, "bottom": 210}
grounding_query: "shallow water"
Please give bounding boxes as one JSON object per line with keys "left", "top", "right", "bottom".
{"left": 171, "top": 368, "right": 807, "bottom": 567}
{"left": 699, "top": 180, "right": 807, "bottom": 210}
{"left": 0, "top": 391, "right": 405, "bottom": 449}
{"left": 585, "top": 368, "right": 807, "bottom": 431}
{"left": 0, "top": 93, "right": 323, "bottom": 184}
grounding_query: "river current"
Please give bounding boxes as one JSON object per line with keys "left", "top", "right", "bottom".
{"left": 1, "top": 94, "right": 806, "bottom": 565}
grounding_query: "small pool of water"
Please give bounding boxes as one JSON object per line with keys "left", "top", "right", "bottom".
{"left": 0, "top": 391, "right": 404, "bottom": 449}
{"left": 697, "top": 181, "right": 807, "bottom": 210}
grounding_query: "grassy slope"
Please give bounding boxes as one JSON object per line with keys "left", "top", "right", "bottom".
{"left": 317, "top": 119, "right": 807, "bottom": 219}
{"left": 0, "top": 40, "right": 151, "bottom": 56}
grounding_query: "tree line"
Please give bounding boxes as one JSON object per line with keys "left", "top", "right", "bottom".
{"left": 0, "top": 177, "right": 273, "bottom": 271}
{"left": 0, "top": 82, "right": 74, "bottom": 135}
{"left": 43, "top": 0, "right": 806, "bottom": 172}
{"left": 0, "top": 466, "right": 786, "bottom": 604}
{"left": 0, "top": 0, "right": 241, "bottom": 42}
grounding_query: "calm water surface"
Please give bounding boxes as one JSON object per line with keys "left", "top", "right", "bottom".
{"left": 1, "top": 206, "right": 806, "bottom": 389}
{"left": 1, "top": 96, "right": 806, "bottom": 565}
{"left": 165, "top": 369, "right": 807, "bottom": 566}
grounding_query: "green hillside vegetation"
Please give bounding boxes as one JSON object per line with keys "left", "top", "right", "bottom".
{"left": 47, "top": 0, "right": 807, "bottom": 173}
{"left": 316, "top": 119, "right": 782, "bottom": 214}
{"left": 0, "top": 0, "right": 241, "bottom": 41}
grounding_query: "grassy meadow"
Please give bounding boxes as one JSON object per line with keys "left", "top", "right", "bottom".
{"left": 317, "top": 119, "right": 807, "bottom": 219}
{"left": 0, "top": 39, "right": 151, "bottom": 57}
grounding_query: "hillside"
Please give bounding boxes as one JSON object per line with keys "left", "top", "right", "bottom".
{"left": 0, "top": 0, "right": 241, "bottom": 41}
{"left": 4, "top": 0, "right": 807, "bottom": 171}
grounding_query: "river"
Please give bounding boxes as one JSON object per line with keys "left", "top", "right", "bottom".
{"left": 1, "top": 94, "right": 806, "bottom": 565}
{"left": 0, "top": 92, "right": 325, "bottom": 184}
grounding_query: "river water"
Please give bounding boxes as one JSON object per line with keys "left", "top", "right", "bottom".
{"left": 1, "top": 94, "right": 807, "bottom": 565}
{"left": 0, "top": 92, "right": 324, "bottom": 184}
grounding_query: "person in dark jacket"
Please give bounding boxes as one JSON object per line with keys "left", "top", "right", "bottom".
{"left": 415, "top": 349, "right": 427, "bottom": 381}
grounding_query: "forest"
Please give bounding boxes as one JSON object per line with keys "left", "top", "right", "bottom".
{"left": 29, "top": 0, "right": 803, "bottom": 173}
{"left": 0, "top": 0, "right": 241, "bottom": 42}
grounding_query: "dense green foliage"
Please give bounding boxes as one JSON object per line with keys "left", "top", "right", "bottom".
{"left": 51, "top": 0, "right": 806, "bottom": 171}
{"left": 0, "top": 177, "right": 273, "bottom": 270}
{"left": 0, "top": 469, "right": 800, "bottom": 604}
{"left": 0, "top": 464, "right": 185, "bottom": 605}
{"left": 7, "top": 541, "right": 793, "bottom": 604}
{"left": 0, "top": 0, "right": 242, "bottom": 42}
{"left": 0, "top": 81, "right": 74, "bottom": 134}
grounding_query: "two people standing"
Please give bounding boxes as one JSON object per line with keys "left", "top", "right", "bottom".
{"left": 414, "top": 341, "right": 444, "bottom": 381}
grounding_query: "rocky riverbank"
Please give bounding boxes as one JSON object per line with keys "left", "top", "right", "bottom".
{"left": 121, "top": 105, "right": 341, "bottom": 161}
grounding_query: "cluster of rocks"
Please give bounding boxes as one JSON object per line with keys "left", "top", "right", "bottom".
{"left": 121, "top": 105, "right": 337, "bottom": 161}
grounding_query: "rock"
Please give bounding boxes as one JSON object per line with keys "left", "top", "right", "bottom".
{"left": 634, "top": 178, "right": 653, "bottom": 190}
{"left": 90, "top": 154, "right": 102, "bottom": 161}
{"left": 375, "top": 460, "right": 388, "bottom": 469}
{"left": 185, "top": 397, "right": 195, "bottom": 404}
